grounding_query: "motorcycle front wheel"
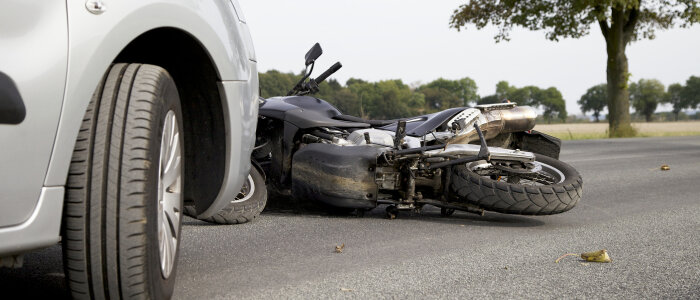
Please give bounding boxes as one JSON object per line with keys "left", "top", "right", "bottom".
{"left": 450, "top": 154, "right": 582, "bottom": 215}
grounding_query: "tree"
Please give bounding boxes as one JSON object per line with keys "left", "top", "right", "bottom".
{"left": 478, "top": 94, "right": 499, "bottom": 105}
{"left": 481, "top": 81, "right": 567, "bottom": 122}
{"left": 258, "top": 70, "right": 301, "bottom": 98}
{"left": 346, "top": 79, "right": 424, "bottom": 119}
{"left": 417, "top": 78, "right": 480, "bottom": 112}
{"left": 664, "top": 83, "right": 687, "bottom": 121}
{"left": 332, "top": 88, "right": 361, "bottom": 116}
{"left": 537, "top": 87, "right": 568, "bottom": 122}
{"left": 682, "top": 76, "right": 700, "bottom": 109}
{"left": 578, "top": 84, "right": 608, "bottom": 122}
{"left": 495, "top": 81, "right": 516, "bottom": 101}
{"left": 347, "top": 79, "right": 381, "bottom": 118}
{"left": 420, "top": 86, "right": 460, "bottom": 111}
{"left": 629, "top": 79, "right": 665, "bottom": 122}
{"left": 450, "top": 1, "right": 700, "bottom": 136}
{"left": 374, "top": 80, "right": 423, "bottom": 119}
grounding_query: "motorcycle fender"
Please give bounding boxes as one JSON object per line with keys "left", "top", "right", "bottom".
{"left": 511, "top": 130, "right": 561, "bottom": 159}
{"left": 291, "top": 143, "right": 382, "bottom": 209}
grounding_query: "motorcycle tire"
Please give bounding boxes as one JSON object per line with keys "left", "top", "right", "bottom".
{"left": 450, "top": 154, "right": 582, "bottom": 215}
{"left": 184, "top": 167, "right": 266, "bottom": 224}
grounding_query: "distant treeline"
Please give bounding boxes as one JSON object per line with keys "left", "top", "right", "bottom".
{"left": 259, "top": 70, "right": 568, "bottom": 122}
{"left": 578, "top": 76, "right": 700, "bottom": 122}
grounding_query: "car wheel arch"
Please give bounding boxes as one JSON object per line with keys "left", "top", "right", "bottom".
{"left": 112, "top": 27, "right": 229, "bottom": 212}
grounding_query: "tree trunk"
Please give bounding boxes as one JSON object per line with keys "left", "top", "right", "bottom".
{"left": 645, "top": 113, "right": 652, "bottom": 122}
{"left": 601, "top": 6, "right": 637, "bottom": 137}
{"left": 594, "top": 112, "right": 600, "bottom": 122}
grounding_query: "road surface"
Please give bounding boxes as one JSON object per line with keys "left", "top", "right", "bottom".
{"left": 2, "top": 136, "right": 699, "bottom": 299}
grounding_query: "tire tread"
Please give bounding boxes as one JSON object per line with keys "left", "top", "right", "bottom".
{"left": 451, "top": 155, "right": 583, "bottom": 215}
{"left": 62, "top": 63, "right": 182, "bottom": 299}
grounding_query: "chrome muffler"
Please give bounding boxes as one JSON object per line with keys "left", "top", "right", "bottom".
{"left": 446, "top": 104, "right": 537, "bottom": 144}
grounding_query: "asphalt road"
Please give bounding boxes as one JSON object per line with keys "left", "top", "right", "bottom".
{"left": 2, "top": 136, "right": 699, "bottom": 299}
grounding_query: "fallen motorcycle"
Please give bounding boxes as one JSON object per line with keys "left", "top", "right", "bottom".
{"left": 253, "top": 43, "right": 582, "bottom": 218}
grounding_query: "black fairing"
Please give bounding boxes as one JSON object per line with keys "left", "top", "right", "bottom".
{"left": 292, "top": 143, "right": 381, "bottom": 209}
{"left": 378, "top": 107, "right": 465, "bottom": 137}
{"left": 259, "top": 96, "right": 467, "bottom": 137}
{"left": 259, "top": 96, "right": 369, "bottom": 128}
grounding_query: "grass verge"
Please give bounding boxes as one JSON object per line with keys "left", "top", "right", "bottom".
{"left": 534, "top": 121, "right": 700, "bottom": 140}
{"left": 549, "top": 131, "right": 700, "bottom": 140}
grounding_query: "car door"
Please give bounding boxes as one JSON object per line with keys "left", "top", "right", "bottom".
{"left": 0, "top": 0, "right": 68, "bottom": 227}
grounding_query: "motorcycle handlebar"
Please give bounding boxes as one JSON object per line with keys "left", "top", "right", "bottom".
{"left": 315, "top": 62, "right": 342, "bottom": 84}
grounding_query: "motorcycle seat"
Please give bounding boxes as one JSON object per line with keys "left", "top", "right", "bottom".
{"left": 332, "top": 114, "right": 397, "bottom": 127}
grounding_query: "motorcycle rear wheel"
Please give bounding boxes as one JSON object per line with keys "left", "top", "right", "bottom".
{"left": 450, "top": 154, "right": 582, "bottom": 215}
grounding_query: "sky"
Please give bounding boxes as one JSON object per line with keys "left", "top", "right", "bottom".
{"left": 239, "top": 0, "right": 700, "bottom": 116}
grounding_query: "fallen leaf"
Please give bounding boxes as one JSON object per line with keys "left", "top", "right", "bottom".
{"left": 335, "top": 243, "right": 345, "bottom": 253}
{"left": 556, "top": 249, "right": 612, "bottom": 263}
{"left": 504, "top": 266, "right": 508, "bottom": 270}
{"left": 660, "top": 165, "right": 670, "bottom": 171}
{"left": 581, "top": 249, "right": 612, "bottom": 263}
{"left": 340, "top": 288, "right": 353, "bottom": 292}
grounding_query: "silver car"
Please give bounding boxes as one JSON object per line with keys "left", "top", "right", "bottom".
{"left": 0, "top": 0, "right": 260, "bottom": 298}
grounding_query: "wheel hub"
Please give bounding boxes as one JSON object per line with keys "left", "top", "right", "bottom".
{"left": 157, "top": 110, "right": 182, "bottom": 278}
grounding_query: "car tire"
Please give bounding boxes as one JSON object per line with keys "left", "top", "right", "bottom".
{"left": 62, "top": 63, "right": 184, "bottom": 299}
{"left": 184, "top": 167, "right": 267, "bottom": 224}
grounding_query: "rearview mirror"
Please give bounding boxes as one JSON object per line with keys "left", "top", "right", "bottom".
{"left": 305, "top": 43, "right": 323, "bottom": 66}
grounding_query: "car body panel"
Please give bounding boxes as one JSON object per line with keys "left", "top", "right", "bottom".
{"left": 0, "top": 0, "right": 257, "bottom": 254}
{"left": 202, "top": 70, "right": 259, "bottom": 217}
{"left": 46, "top": 0, "right": 254, "bottom": 187}
{"left": 0, "top": 187, "right": 64, "bottom": 255}
{"left": 0, "top": 0, "right": 68, "bottom": 228}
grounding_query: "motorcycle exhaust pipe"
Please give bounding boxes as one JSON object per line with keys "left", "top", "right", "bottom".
{"left": 450, "top": 106, "right": 537, "bottom": 144}
{"left": 490, "top": 105, "right": 537, "bottom": 133}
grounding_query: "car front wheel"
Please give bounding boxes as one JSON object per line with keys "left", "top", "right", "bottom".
{"left": 62, "top": 63, "right": 184, "bottom": 299}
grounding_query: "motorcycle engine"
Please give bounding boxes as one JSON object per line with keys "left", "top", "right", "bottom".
{"left": 346, "top": 129, "right": 394, "bottom": 147}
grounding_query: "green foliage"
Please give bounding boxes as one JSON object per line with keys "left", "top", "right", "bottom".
{"left": 450, "top": 0, "right": 699, "bottom": 137}
{"left": 418, "top": 77, "right": 480, "bottom": 110}
{"left": 345, "top": 79, "right": 425, "bottom": 119}
{"left": 259, "top": 71, "right": 569, "bottom": 122}
{"left": 662, "top": 76, "right": 700, "bottom": 121}
{"left": 259, "top": 72, "right": 479, "bottom": 119}
{"left": 681, "top": 76, "right": 700, "bottom": 109}
{"left": 630, "top": 79, "right": 665, "bottom": 122}
{"left": 419, "top": 86, "right": 459, "bottom": 111}
{"left": 258, "top": 70, "right": 302, "bottom": 98}
{"left": 449, "top": 0, "right": 700, "bottom": 42}
{"left": 539, "top": 87, "right": 568, "bottom": 122}
{"left": 477, "top": 94, "right": 499, "bottom": 105}
{"left": 578, "top": 84, "right": 608, "bottom": 122}
{"left": 371, "top": 80, "right": 424, "bottom": 119}
{"left": 664, "top": 83, "right": 687, "bottom": 120}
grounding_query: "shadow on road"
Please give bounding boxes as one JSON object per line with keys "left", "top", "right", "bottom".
{"left": 258, "top": 196, "right": 546, "bottom": 228}
{"left": 0, "top": 245, "right": 70, "bottom": 299}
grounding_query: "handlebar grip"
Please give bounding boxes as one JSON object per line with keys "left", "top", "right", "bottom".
{"left": 315, "top": 62, "right": 342, "bottom": 84}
